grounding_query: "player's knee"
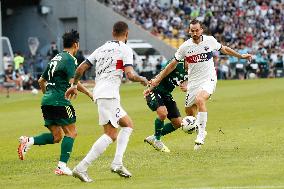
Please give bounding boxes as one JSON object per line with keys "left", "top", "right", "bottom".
{"left": 53, "top": 133, "right": 63, "bottom": 143}
{"left": 157, "top": 110, "right": 168, "bottom": 120}
{"left": 158, "top": 113, "right": 167, "bottom": 120}
{"left": 68, "top": 130, "right": 77, "bottom": 139}
{"left": 195, "top": 96, "right": 205, "bottom": 107}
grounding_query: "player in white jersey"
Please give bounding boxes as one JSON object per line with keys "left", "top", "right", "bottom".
{"left": 150, "top": 19, "right": 252, "bottom": 150}
{"left": 65, "top": 21, "right": 148, "bottom": 182}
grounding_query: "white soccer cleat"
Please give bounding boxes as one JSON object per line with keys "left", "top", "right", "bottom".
{"left": 144, "top": 135, "right": 155, "bottom": 145}
{"left": 17, "top": 136, "right": 31, "bottom": 160}
{"left": 72, "top": 167, "right": 93, "bottom": 182}
{"left": 153, "top": 140, "right": 170, "bottom": 153}
{"left": 194, "top": 144, "right": 202, "bottom": 150}
{"left": 111, "top": 164, "right": 132, "bottom": 178}
{"left": 54, "top": 165, "right": 73, "bottom": 176}
{"left": 144, "top": 135, "right": 170, "bottom": 153}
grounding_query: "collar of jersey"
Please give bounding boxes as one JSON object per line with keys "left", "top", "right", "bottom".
{"left": 63, "top": 50, "right": 76, "bottom": 59}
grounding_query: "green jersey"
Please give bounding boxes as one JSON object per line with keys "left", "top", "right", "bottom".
{"left": 41, "top": 51, "right": 77, "bottom": 106}
{"left": 154, "top": 59, "right": 187, "bottom": 94}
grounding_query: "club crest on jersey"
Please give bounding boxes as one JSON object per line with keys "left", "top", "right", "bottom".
{"left": 204, "top": 46, "right": 209, "bottom": 51}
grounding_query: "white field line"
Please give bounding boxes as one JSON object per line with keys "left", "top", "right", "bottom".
{"left": 173, "top": 186, "right": 284, "bottom": 189}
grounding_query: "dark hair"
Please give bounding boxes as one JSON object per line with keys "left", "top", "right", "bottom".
{"left": 113, "top": 21, "right": 128, "bottom": 37}
{"left": 62, "top": 30, "right": 79, "bottom": 48}
{"left": 190, "top": 19, "right": 203, "bottom": 28}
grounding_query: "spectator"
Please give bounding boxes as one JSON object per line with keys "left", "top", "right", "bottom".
{"left": 14, "top": 52, "right": 24, "bottom": 70}
{"left": 47, "top": 41, "right": 59, "bottom": 60}
{"left": 102, "top": 0, "right": 283, "bottom": 59}
{"left": 4, "top": 64, "right": 23, "bottom": 91}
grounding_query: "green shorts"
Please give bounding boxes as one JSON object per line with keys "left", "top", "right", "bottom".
{"left": 145, "top": 91, "right": 181, "bottom": 119}
{"left": 41, "top": 105, "right": 76, "bottom": 127}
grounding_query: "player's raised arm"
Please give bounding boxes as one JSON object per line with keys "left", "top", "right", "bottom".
{"left": 221, "top": 45, "right": 252, "bottom": 61}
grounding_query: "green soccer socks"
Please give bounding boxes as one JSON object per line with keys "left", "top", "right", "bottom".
{"left": 154, "top": 118, "right": 164, "bottom": 140}
{"left": 60, "top": 136, "right": 74, "bottom": 163}
{"left": 161, "top": 123, "right": 176, "bottom": 136}
{"left": 33, "top": 133, "right": 54, "bottom": 145}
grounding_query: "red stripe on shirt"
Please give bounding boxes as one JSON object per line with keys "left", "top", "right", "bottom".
{"left": 116, "top": 60, "right": 124, "bottom": 71}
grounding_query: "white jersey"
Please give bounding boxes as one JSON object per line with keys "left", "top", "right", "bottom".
{"left": 87, "top": 40, "right": 133, "bottom": 101}
{"left": 175, "top": 35, "right": 221, "bottom": 83}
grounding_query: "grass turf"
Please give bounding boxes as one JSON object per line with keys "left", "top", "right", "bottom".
{"left": 0, "top": 78, "right": 284, "bottom": 189}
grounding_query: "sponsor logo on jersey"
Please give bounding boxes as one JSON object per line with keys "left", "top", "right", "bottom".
{"left": 185, "top": 51, "right": 213, "bottom": 64}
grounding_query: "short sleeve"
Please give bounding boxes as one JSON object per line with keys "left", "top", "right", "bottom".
{"left": 211, "top": 36, "right": 222, "bottom": 51}
{"left": 66, "top": 58, "right": 76, "bottom": 80}
{"left": 86, "top": 49, "right": 98, "bottom": 66}
{"left": 123, "top": 46, "right": 134, "bottom": 67}
{"left": 174, "top": 42, "right": 186, "bottom": 61}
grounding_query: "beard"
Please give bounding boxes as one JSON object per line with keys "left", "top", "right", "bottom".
{"left": 192, "top": 35, "right": 199, "bottom": 40}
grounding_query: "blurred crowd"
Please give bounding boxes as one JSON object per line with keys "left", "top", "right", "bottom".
{"left": 2, "top": 42, "right": 90, "bottom": 91}
{"left": 2, "top": 0, "right": 284, "bottom": 86}
{"left": 100, "top": 0, "right": 284, "bottom": 79}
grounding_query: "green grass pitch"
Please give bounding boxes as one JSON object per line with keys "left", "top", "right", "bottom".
{"left": 0, "top": 79, "right": 284, "bottom": 189}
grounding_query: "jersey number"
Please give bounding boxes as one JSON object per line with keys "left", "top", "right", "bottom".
{"left": 48, "top": 61, "right": 58, "bottom": 80}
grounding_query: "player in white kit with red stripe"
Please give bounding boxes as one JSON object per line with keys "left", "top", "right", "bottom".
{"left": 150, "top": 19, "right": 252, "bottom": 150}
{"left": 65, "top": 21, "right": 148, "bottom": 182}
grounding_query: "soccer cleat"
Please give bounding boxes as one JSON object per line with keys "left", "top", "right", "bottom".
{"left": 144, "top": 135, "right": 155, "bottom": 145}
{"left": 54, "top": 165, "right": 73, "bottom": 176}
{"left": 111, "top": 164, "right": 132, "bottom": 178}
{"left": 193, "top": 144, "right": 202, "bottom": 150}
{"left": 17, "top": 136, "right": 31, "bottom": 160}
{"left": 72, "top": 167, "right": 93, "bottom": 182}
{"left": 153, "top": 140, "right": 170, "bottom": 152}
{"left": 194, "top": 131, "right": 208, "bottom": 150}
{"left": 144, "top": 135, "right": 170, "bottom": 152}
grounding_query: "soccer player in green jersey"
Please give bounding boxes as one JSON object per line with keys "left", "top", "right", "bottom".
{"left": 144, "top": 58, "right": 188, "bottom": 152}
{"left": 17, "top": 30, "right": 92, "bottom": 176}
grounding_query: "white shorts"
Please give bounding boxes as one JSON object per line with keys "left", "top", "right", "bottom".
{"left": 185, "top": 78, "right": 217, "bottom": 107}
{"left": 96, "top": 98, "right": 127, "bottom": 128}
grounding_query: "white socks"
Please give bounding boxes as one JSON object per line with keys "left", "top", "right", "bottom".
{"left": 197, "top": 112, "right": 207, "bottom": 135}
{"left": 112, "top": 127, "right": 133, "bottom": 166}
{"left": 58, "top": 161, "right": 67, "bottom": 168}
{"left": 76, "top": 127, "right": 133, "bottom": 172}
{"left": 28, "top": 137, "right": 34, "bottom": 146}
{"left": 76, "top": 134, "right": 113, "bottom": 172}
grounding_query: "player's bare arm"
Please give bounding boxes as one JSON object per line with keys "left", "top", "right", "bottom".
{"left": 221, "top": 46, "right": 252, "bottom": 61}
{"left": 124, "top": 66, "right": 148, "bottom": 86}
{"left": 150, "top": 58, "right": 179, "bottom": 88}
{"left": 69, "top": 78, "right": 93, "bottom": 101}
{"left": 65, "top": 61, "right": 91, "bottom": 100}
{"left": 38, "top": 77, "right": 46, "bottom": 94}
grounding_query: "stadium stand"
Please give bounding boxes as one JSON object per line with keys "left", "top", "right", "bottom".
{"left": 98, "top": 0, "right": 284, "bottom": 79}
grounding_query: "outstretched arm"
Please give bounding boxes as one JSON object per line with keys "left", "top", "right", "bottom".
{"left": 76, "top": 80, "right": 94, "bottom": 101}
{"left": 124, "top": 66, "right": 148, "bottom": 86}
{"left": 150, "top": 58, "right": 179, "bottom": 88}
{"left": 221, "top": 46, "right": 252, "bottom": 61}
{"left": 65, "top": 61, "right": 91, "bottom": 100}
